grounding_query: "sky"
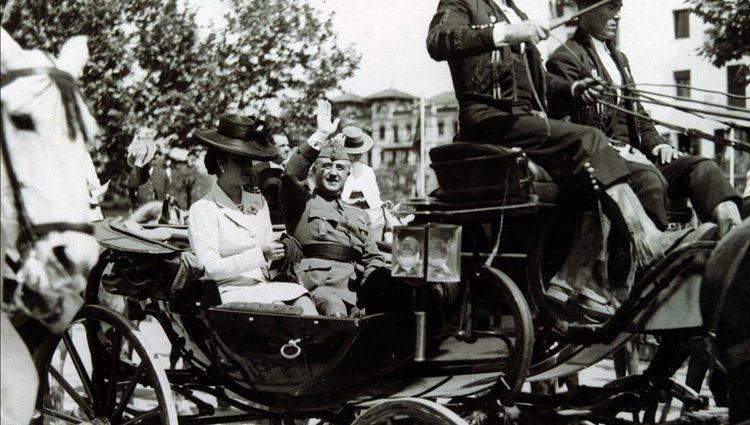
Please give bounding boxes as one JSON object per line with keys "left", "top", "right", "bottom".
{"left": 308, "top": 0, "right": 552, "bottom": 98}
{"left": 309, "top": 0, "right": 454, "bottom": 98}
{"left": 192, "top": 1, "right": 553, "bottom": 99}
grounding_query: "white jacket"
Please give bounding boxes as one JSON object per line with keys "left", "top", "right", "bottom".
{"left": 188, "top": 183, "right": 272, "bottom": 285}
{"left": 342, "top": 162, "right": 383, "bottom": 210}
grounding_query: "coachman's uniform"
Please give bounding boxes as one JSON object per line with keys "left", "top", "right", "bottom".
{"left": 279, "top": 141, "right": 389, "bottom": 316}
{"left": 546, "top": 28, "right": 741, "bottom": 225}
{"left": 427, "top": 0, "right": 636, "bottom": 194}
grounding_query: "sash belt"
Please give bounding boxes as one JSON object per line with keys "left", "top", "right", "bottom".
{"left": 302, "top": 244, "right": 362, "bottom": 264}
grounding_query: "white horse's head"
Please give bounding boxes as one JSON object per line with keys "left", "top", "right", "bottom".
{"left": 1, "top": 28, "right": 100, "bottom": 315}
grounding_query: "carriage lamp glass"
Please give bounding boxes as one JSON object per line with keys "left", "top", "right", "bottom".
{"left": 392, "top": 226, "right": 426, "bottom": 278}
{"left": 392, "top": 224, "right": 461, "bottom": 282}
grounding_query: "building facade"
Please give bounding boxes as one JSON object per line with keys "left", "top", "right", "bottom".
{"left": 331, "top": 89, "right": 459, "bottom": 193}
{"left": 333, "top": 0, "right": 748, "bottom": 192}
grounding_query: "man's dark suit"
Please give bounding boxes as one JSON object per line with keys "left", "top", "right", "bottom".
{"left": 427, "top": 0, "right": 635, "bottom": 195}
{"left": 546, "top": 28, "right": 740, "bottom": 223}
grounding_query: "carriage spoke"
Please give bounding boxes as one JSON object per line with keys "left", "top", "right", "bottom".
{"left": 119, "top": 406, "right": 161, "bottom": 424}
{"left": 104, "top": 330, "right": 123, "bottom": 413}
{"left": 111, "top": 363, "right": 147, "bottom": 421}
{"left": 45, "top": 363, "right": 97, "bottom": 419}
{"left": 84, "top": 320, "right": 107, "bottom": 414}
{"left": 39, "top": 405, "right": 88, "bottom": 424}
{"left": 62, "top": 330, "right": 95, "bottom": 403}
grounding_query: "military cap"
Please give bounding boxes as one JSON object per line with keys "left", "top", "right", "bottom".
{"left": 318, "top": 140, "right": 350, "bottom": 161}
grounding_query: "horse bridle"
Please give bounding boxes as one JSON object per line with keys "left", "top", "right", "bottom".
{"left": 1, "top": 66, "right": 95, "bottom": 252}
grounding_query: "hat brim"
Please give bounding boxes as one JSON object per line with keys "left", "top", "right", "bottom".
{"left": 194, "top": 129, "right": 278, "bottom": 161}
{"left": 343, "top": 133, "right": 374, "bottom": 154}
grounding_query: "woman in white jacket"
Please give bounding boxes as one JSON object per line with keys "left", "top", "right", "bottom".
{"left": 188, "top": 114, "right": 317, "bottom": 315}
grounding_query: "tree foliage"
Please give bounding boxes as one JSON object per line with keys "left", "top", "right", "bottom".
{"left": 2, "top": 0, "right": 360, "bottom": 200}
{"left": 686, "top": 0, "right": 750, "bottom": 71}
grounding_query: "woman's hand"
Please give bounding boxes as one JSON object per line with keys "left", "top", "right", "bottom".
{"left": 262, "top": 242, "right": 286, "bottom": 262}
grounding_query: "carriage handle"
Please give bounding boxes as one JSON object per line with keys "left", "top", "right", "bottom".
{"left": 280, "top": 338, "right": 302, "bottom": 359}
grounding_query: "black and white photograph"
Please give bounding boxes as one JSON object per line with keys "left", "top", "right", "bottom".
{"left": 1, "top": 0, "right": 748, "bottom": 423}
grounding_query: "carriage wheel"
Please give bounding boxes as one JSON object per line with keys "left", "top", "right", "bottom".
{"left": 34, "top": 305, "right": 177, "bottom": 424}
{"left": 352, "top": 398, "right": 468, "bottom": 425}
{"left": 473, "top": 265, "right": 535, "bottom": 405}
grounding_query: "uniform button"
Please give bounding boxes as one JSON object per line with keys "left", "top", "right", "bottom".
{"left": 584, "top": 162, "right": 591, "bottom": 167}
{"left": 591, "top": 178, "right": 597, "bottom": 185}
{"left": 587, "top": 167, "right": 595, "bottom": 173}
{"left": 593, "top": 184, "right": 600, "bottom": 191}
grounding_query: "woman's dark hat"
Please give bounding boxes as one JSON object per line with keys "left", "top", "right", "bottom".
{"left": 193, "top": 114, "right": 278, "bottom": 161}
{"left": 340, "top": 126, "right": 374, "bottom": 154}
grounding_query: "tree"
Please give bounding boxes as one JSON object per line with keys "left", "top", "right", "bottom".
{"left": 686, "top": 0, "right": 750, "bottom": 71}
{"left": 2, "top": 0, "right": 359, "bottom": 202}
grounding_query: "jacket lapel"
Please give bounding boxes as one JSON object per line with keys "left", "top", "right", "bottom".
{"left": 208, "top": 183, "right": 258, "bottom": 235}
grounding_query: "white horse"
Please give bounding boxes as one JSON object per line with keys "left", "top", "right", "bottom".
{"left": 1, "top": 28, "right": 100, "bottom": 424}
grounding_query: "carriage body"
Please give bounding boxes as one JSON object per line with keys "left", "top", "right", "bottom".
{"left": 33, "top": 143, "right": 735, "bottom": 425}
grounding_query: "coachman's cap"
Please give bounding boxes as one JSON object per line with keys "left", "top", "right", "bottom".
{"left": 193, "top": 114, "right": 278, "bottom": 161}
{"left": 318, "top": 140, "right": 349, "bottom": 161}
{"left": 340, "top": 126, "right": 374, "bottom": 154}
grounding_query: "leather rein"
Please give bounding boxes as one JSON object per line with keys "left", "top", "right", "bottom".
{"left": 1, "top": 67, "right": 94, "bottom": 255}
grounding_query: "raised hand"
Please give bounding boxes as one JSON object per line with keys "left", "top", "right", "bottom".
{"left": 316, "top": 99, "right": 340, "bottom": 137}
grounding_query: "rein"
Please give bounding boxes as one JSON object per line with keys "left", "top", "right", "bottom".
{"left": 1, "top": 66, "right": 95, "bottom": 248}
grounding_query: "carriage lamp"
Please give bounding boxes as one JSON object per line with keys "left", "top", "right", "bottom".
{"left": 392, "top": 224, "right": 461, "bottom": 362}
{"left": 391, "top": 224, "right": 461, "bottom": 283}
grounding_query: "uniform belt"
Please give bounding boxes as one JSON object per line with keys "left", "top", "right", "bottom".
{"left": 302, "top": 244, "right": 362, "bottom": 264}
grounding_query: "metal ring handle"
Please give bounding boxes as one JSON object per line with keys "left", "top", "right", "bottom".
{"left": 280, "top": 338, "right": 302, "bottom": 359}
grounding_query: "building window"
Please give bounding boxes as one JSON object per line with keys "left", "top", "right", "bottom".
{"left": 727, "top": 65, "right": 747, "bottom": 108}
{"left": 677, "top": 132, "right": 699, "bottom": 155}
{"left": 406, "top": 123, "right": 413, "bottom": 139}
{"left": 437, "top": 120, "right": 445, "bottom": 136}
{"left": 714, "top": 129, "right": 727, "bottom": 163}
{"left": 673, "top": 9, "right": 690, "bottom": 39}
{"left": 393, "top": 125, "right": 399, "bottom": 143}
{"left": 453, "top": 120, "right": 459, "bottom": 135}
{"left": 674, "top": 70, "right": 691, "bottom": 98}
{"left": 379, "top": 125, "right": 386, "bottom": 140}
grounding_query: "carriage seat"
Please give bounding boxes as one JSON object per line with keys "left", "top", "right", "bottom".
{"left": 429, "top": 142, "right": 566, "bottom": 205}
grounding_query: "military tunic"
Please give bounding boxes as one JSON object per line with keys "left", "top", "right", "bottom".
{"left": 279, "top": 142, "right": 386, "bottom": 308}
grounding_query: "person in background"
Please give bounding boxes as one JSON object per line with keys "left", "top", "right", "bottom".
{"left": 125, "top": 128, "right": 171, "bottom": 207}
{"left": 270, "top": 133, "right": 292, "bottom": 169}
{"left": 339, "top": 126, "right": 387, "bottom": 241}
{"left": 188, "top": 114, "right": 317, "bottom": 315}
{"left": 546, "top": 0, "right": 742, "bottom": 237}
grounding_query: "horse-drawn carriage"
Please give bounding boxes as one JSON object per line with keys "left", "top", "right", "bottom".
{"left": 31, "top": 142, "right": 749, "bottom": 425}
{"left": 3, "top": 24, "right": 747, "bottom": 425}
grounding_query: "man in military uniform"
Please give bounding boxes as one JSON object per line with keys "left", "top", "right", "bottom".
{"left": 545, "top": 0, "right": 742, "bottom": 236}
{"left": 279, "top": 100, "right": 409, "bottom": 317}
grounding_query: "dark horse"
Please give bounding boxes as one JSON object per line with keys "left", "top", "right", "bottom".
{"left": 703, "top": 219, "right": 750, "bottom": 424}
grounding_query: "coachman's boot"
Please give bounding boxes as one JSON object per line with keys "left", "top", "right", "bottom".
{"left": 711, "top": 200, "right": 741, "bottom": 237}
{"left": 604, "top": 183, "right": 688, "bottom": 268}
{"left": 547, "top": 211, "right": 616, "bottom": 320}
